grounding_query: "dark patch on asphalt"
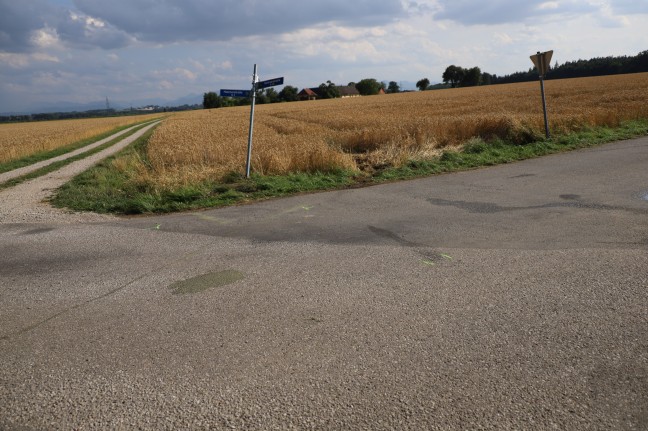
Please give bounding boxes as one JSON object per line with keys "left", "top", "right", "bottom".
{"left": 170, "top": 270, "right": 244, "bottom": 295}
{"left": 367, "top": 225, "right": 421, "bottom": 247}
{"left": 509, "top": 174, "right": 536, "bottom": 178}
{"left": 367, "top": 225, "right": 456, "bottom": 265}
{"left": 20, "top": 228, "right": 55, "bottom": 235}
{"left": 560, "top": 194, "right": 581, "bottom": 200}
{"left": 427, "top": 198, "right": 648, "bottom": 215}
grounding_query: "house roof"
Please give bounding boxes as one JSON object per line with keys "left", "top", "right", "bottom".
{"left": 299, "top": 88, "right": 318, "bottom": 96}
{"left": 337, "top": 85, "right": 360, "bottom": 96}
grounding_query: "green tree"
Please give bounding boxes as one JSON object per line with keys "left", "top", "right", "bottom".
{"left": 265, "top": 88, "right": 280, "bottom": 103}
{"left": 255, "top": 89, "right": 268, "bottom": 104}
{"left": 460, "top": 67, "right": 482, "bottom": 87}
{"left": 442, "top": 65, "right": 465, "bottom": 88}
{"left": 387, "top": 81, "right": 400, "bottom": 93}
{"left": 278, "top": 85, "right": 299, "bottom": 102}
{"left": 203, "top": 92, "right": 222, "bottom": 109}
{"left": 318, "top": 80, "right": 340, "bottom": 99}
{"left": 416, "top": 78, "right": 430, "bottom": 91}
{"left": 355, "top": 78, "right": 382, "bottom": 95}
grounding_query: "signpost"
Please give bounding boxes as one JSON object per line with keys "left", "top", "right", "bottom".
{"left": 257, "top": 77, "right": 284, "bottom": 89}
{"left": 530, "top": 50, "right": 553, "bottom": 139}
{"left": 219, "top": 89, "right": 251, "bottom": 98}
{"left": 219, "top": 65, "right": 284, "bottom": 178}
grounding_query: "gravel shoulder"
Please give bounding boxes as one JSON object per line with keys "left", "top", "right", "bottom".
{"left": 0, "top": 121, "right": 160, "bottom": 224}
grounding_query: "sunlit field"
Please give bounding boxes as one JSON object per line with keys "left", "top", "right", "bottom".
{"left": 127, "top": 73, "right": 648, "bottom": 188}
{"left": 0, "top": 114, "right": 163, "bottom": 164}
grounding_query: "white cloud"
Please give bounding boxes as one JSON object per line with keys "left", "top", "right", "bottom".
{"left": 31, "top": 27, "right": 61, "bottom": 49}
{"left": 494, "top": 32, "right": 515, "bottom": 44}
{"left": 0, "top": 52, "right": 60, "bottom": 68}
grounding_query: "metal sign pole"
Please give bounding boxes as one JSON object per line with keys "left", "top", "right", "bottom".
{"left": 245, "top": 64, "right": 258, "bottom": 178}
{"left": 531, "top": 51, "right": 553, "bottom": 140}
{"left": 540, "top": 77, "right": 550, "bottom": 139}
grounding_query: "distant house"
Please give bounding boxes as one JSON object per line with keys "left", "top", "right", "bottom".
{"left": 298, "top": 85, "right": 361, "bottom": 101}
{"left": 337, "top": 85, "right": 361, "bottom": 98}
{"left": 298, "top": 88, "right": 319, "bottom": 101}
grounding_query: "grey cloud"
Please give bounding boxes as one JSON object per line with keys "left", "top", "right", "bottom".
{"left": 55, "top": 10, "right": 132, "bottom": 49}
{"left": 434, "top": 0, "right": 597, "bottom": 25}
{"left": 0, "top": 0, "right": 132, "bottom": 53}
{"left": 609, "top": 0, "right": 648, "bottom": 15}
{"left": 72, "top": 0, "right": 406, "bottom": 43}
{"left": 0, "top": 0, "right": 50, "bottom": 51}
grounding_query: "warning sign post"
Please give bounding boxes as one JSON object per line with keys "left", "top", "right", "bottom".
{"left": 530, "top": 50, "right": 553, "bottom": 139}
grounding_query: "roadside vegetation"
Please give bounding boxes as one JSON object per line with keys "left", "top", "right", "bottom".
{"left": 51, "top": 73, "right": 648, "bottom": 215}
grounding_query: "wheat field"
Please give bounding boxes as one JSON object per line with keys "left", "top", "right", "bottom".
{"left": 0, "top": 114, "right": 162, "bottom": 164}
{"left": 143, "top": 73, "right": 648, "bottom": 187}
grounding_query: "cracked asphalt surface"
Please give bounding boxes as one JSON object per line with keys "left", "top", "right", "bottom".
{"left": 1, "top": 137, "right": 647, "bottom": 429}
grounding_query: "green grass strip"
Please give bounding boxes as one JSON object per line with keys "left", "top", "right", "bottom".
{"left": 51, "top": 119, "right": 648, "bottom": 215}
{"left": 0, "top": 121, "right": 158, "bottom": 190}
{"left": 374, "top": 119, "right": 648, "bottom": 182}
{"left": 0, "top": 117, "right": 162, "bottom": 174}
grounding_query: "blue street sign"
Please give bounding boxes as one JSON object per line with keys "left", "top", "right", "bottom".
{"left": 220, "top": 89, "right": 251, "bottom": 98}
{"left": 256, "top": 77, "right": 284, "bottom": 89}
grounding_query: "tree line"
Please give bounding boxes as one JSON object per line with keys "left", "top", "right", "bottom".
{"left": 205, "top": 50, "right": 648, "bottom": 108}
{"left": 415, "top": 50, "right": 648, "bottom": 90}
{"left": 203, "top": 78, "right": 402, "bottom": 108}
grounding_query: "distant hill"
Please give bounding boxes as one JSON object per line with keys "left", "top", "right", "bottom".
{"left": 0, "top": 94, "right": 203, "bottom": 117}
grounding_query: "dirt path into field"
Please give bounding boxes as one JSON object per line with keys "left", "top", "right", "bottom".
{"left": 0, "top": 120, "right": 157, "bottom": 185}
{"left": 0, "top": 121, "right": 160, "bottom": 224}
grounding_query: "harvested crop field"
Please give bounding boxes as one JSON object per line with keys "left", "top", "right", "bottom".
{"left": 143, "top": 73, "right": 648, "bottom": 187}
{"left": 0, "top": 114, "right": 162, "bottom": 164}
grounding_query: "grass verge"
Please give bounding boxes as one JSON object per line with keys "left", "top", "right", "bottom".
{"left": 0, "top": 118, "right": 161, "bottom": 174}
{"left": 51, "top": 119, "right": 648, "bottom": 215}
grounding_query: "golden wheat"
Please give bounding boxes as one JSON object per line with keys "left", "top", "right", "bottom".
{"left": 0, "top": 114, "right": 163, "bottom": 164}
{"left": 144, "top": 73, "right": 648, "bottom": 187}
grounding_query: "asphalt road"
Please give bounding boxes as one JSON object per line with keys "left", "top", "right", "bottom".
{"left": 1, "top": 137, "right": 647, "bottom": 430}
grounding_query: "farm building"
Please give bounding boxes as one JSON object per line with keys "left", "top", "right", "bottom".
{"left": 338, "top": 86, "right": 361, "bottom": 98}
{"left": 298, "top": 88, "right": 319, "bottom": 101}
{"left": 298, "top": 85, "right": 361, "bottom": 101}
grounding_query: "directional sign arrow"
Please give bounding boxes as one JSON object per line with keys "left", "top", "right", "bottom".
{"left": 220, "top": 89, "right": 251, "bottom": 98}
{"left": 257, "top": 77, "right": 284, "bottom": 89}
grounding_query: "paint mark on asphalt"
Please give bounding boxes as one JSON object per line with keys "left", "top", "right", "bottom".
{"left": 170, "top": 270, "right": 244, "bottom": 295}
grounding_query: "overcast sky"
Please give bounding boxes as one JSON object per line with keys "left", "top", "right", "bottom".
{"left": 1, "top": 0, "right": 647, "bottom": 112}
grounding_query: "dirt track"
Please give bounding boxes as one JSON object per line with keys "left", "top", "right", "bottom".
{"left": 0, "top": 121, "right": 160, "bottom": 224}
